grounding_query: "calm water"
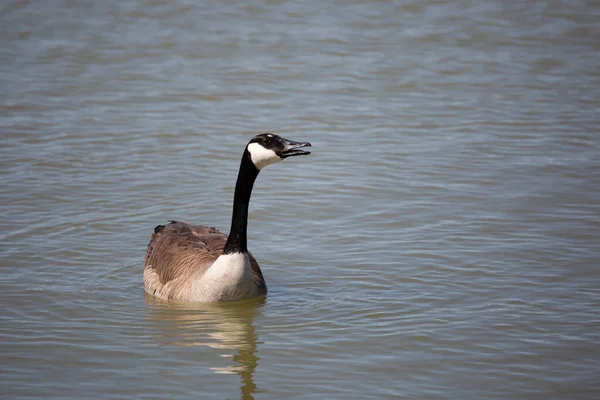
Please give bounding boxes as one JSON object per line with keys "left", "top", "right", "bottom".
{"left": 2, "top": 0, "right": 600, "bottom": 399}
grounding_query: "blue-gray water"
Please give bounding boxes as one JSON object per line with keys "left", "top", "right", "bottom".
{"left": 1, "top": 0, "right": 599, "bottom": 399}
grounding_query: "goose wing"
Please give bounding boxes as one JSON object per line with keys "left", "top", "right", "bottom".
{"left": 144, "top": 221, "right": 266, "bottom": 291}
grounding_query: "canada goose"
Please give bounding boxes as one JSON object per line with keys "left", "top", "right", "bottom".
{"left": 144, "top": 133, "right": 311, "bottom": 302}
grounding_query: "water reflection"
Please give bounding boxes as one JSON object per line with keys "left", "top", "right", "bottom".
{"left": 144, "top": 294, "right": 265, "bottom": 400}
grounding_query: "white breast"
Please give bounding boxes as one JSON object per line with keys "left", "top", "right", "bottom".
{"left": 190, "top": 253, "right": 258, "bottom": 301}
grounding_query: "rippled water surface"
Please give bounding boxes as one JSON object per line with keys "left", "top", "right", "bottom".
{"left": 2, "top": 0, "right": 600, "bottom": 399}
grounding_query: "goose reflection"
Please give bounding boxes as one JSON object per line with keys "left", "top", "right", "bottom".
{"left": 145, "top": 293, "right": 264, "bottom": 399}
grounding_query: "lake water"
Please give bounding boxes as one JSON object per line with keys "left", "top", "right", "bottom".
{"left": 1, "top": 0, "right": 599, "bottom": 399}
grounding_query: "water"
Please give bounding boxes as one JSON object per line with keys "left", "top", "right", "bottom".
{"left": 1, "top": 0, "right": 599, "bottom": 398}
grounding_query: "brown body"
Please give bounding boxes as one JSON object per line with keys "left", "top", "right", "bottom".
{"left": 144, "top": 221, "right": 266, "bottom": 301}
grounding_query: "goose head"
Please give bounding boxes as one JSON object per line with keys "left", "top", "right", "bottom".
{"left": 246, "top": 133, "right": 311, "bottom": 170}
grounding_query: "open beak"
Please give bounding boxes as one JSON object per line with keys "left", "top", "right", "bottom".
{"left": 280, "top": 138, "right": 312, "bottom": 157}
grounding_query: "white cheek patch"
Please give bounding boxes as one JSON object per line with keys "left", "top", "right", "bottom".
{"left": 247, "top": 142, "right": 282, "bottom": 170}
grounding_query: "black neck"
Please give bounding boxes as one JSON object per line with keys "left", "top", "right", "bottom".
{"left": 222, "top": 149, "right": 259, "bottom": 254}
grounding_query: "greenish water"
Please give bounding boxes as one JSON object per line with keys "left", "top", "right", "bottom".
{"left": 1, "top": 0, "right": 599, "bottom": 399}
